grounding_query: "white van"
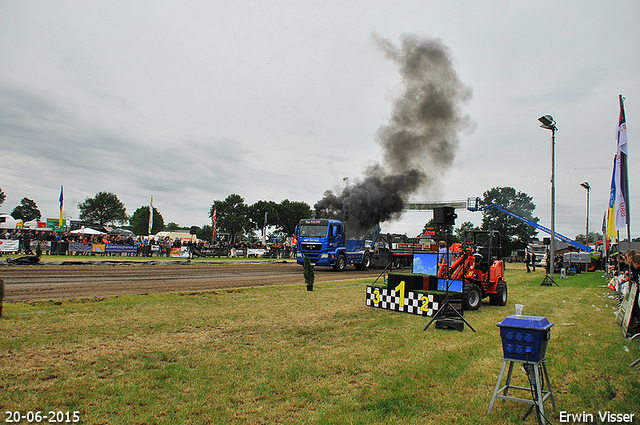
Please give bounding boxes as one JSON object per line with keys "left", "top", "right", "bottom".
{"left": 0, "top": 213, "right": 18, "bottom": 229}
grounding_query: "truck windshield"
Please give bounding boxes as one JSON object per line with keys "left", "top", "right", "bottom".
{"left": 299, "top": 224, "right": 328, "bottom": 238}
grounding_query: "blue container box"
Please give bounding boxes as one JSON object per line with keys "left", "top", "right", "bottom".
{"left": 497, "top": 315, "right": 554, "bottom": 362}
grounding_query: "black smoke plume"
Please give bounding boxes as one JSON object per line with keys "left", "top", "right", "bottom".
{"left": 314, "top": 34, "right": 473, "bottom": 235}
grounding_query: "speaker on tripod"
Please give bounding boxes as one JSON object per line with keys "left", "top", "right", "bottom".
{"left": 433, "top": 207, "right": 457, "bottom": 225}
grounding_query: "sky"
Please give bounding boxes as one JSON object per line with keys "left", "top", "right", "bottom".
{"left": 1, "top": 0, "right": 639, "bottom": 240}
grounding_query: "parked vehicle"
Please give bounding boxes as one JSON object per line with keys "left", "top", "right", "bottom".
{"left": 295, "top": 219, "right": 378, "bottom": 271}
{"left": 0, "top": 213, "right": 18, "bottom": 229}
{"left": 527, "top": 243, "right": 547, "bottom": 267}
{"left": 509, "top": 249, "right": 526, "bottom": 263}
{"left": 373, "top": 232, "right": 436, "bottom": 269}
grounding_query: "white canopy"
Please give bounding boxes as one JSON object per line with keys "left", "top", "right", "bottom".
{"left": 70, "top": 227, "right": 104, "bottom": 235}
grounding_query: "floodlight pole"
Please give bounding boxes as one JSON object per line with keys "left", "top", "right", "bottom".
{"left": 539, "top": 115, "right": 558, "bottom": 286}
{"left": 550, "top": 126, "right": 556, "bottom": 282}
{"left": 581, "top": 182, "right": 590, "bottom": 245}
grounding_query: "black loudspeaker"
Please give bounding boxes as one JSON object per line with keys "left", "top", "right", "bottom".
{"left": 543, "top": 237, "right": 550, "bottom": 245}
{"left": 433, "top": 207, "right": 457, "bottom": 225}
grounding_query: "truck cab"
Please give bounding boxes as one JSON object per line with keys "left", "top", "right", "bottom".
{"left": 527, "top": 243, "right": 547, "bottom": 267}
{"left": 295, "top": 219, "right": 376, "bottom": 271}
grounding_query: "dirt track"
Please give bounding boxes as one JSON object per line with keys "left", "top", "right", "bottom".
{"left": 0, "top": 261, "right": 382, "bottom": 302}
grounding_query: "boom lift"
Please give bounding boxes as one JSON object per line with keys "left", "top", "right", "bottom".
{"left": 409, "top": 198, "right": 591, "bottom": 253}
{"left": 468, "top": 199, "right": 591, "bottom": 253}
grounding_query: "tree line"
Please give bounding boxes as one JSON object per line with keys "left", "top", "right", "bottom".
{"left": 0, "top": 186, "right": 598, "bottom": 251}
{"left": 0, "top": 188, "right": 313, "bottom": 243}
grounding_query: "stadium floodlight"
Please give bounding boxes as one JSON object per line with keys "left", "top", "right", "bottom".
{"left": 581, "top": 182, "right": 591, "bottom": 245}
{"left": 540, "top": 115, "right": 558, "bottom": 286}
{"left": 538, "top": 115, "right": 556, "bottom": 130}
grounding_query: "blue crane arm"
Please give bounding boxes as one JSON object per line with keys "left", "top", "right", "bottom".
{"left": 370, "top": 224, "right": 381, "bottom": 250}
{"left": 477, "top": 204, "right": 591, "bottom": 253}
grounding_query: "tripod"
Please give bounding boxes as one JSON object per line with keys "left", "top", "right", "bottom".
{"left": 424, "top": 244, "right": 475, "bottom": 332}
{"left": 423, "top": 276, "right": 476, "bottom": 332}
{"left": 541, "top": 260, "right": 559, "bottom": 287}
{"left": 540, "top": 274, "right": 558, "bottom": 286}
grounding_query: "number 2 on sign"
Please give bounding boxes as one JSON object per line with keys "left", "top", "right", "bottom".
{"left": 394, "top": 281, "right": 405, "bottom": 308}
{"left": 419, "top": 295, "right": 430, "bottom": 313}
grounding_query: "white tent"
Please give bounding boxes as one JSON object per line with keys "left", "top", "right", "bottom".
{"left": 70, "top": 227, "right": 104, "bottom": 235}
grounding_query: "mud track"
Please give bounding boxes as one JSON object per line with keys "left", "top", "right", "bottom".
{"left": 0, "top": 261, "right": 382, "bottom": 302}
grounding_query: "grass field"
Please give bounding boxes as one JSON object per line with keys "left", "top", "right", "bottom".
{"left": 1, "top": 264, "right": 639, "bottom": 424}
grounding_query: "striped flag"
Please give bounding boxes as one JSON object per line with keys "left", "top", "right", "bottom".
{"left": 607, "top": 155, "right": 617, "bottom": 241}
{"left": 148, "top": 195, "right": 154, "bottom": 235}
{"left": 614, "top": 94, "right": 629, "bottom": 229}
{"left": 262, "top": 211, "right": 268, "bottom": 245}
{"left": 58, "top": 185, "right": 64, "bottom": 228}
{"left": 212, "top": 206, "right": 217, "bottom": 240}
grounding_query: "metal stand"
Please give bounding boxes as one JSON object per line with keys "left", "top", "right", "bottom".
{"left": 540, "top": 273, "right": 558, "bottom": 287}
{"left": 630, "top": 333, "right": 640, "bottom": 370}
{"left": 423, "top": 278, "right": 476, "bottom": 332}
{"left": 488, "top": 358, "right": 555, "bottom": 425}
{"left": 424, "top": 243, "right": 476, "bottom": 332}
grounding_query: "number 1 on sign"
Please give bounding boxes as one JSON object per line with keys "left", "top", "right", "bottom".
{"left": 394, "top": 281, "right": 405, "bottom": 308}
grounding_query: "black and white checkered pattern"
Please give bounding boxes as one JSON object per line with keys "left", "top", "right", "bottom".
{"left": 366, "top": 286, "right": 440, "bottom": 316}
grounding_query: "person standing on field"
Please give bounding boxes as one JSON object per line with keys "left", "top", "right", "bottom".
{"left": 531, "top": 252, "right": 536, "bottom": 271}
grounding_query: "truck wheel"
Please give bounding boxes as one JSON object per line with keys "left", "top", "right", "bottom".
{"left": 333, "top": 254, "right": 346, "bottom": 272}
{"left": 489, "top": 280, "right": 508, "bottom": 306}
{"left": 587, "top": 260, "right": 597, "bottom": 272}
{"left": 463, "top": 282, "right": 482, "bottom": 311}
{"left": 355, "top": 253, "right": 371, "bottom": 271}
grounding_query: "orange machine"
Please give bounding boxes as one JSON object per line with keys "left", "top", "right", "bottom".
{"left": 437, "top": 230, "right": 507, "bottom": 310}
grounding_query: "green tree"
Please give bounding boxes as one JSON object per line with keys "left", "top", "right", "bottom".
{"left": 480, "top": 187, "right": 539, "bottom": 254}
{"left": 78, "top": 192, "right": 128, "bottom": 226}
{"left": 11, "top": 197, "right": 41, "bottom": 222}
{"left": 210, "top": 194, "right": 250, "bottom": 242}
{"left": 0, "top": 187, "right": 5, "bottom": 208}
{"left": 275, "top": 199, "right": 312, "bottom": 235}
{"left": 454, "top": 221, "right": 480, "bottom": 241}
{"left": 423, "top": 219, "right": 455, "bottom": 244}
{"left": 575, "top": 231, "right": 603, "bottom": 245}
{"left": 197, "top": 225, "right": 214, "bottom": 242}
{"left": 130, "top": 206, "right": 165, "bottom": 235}
{"left": 248, "top": 200, "right": 279, "bottom": 234}
{"left": 165, "top": 222, "right": 183, "bottom": 231}
{"left": 303, "top": 254, "right": 314, "bottom": 290}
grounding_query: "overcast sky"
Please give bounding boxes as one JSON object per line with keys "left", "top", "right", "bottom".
{"left": 1, "top": 1, "right": 639, "bottom": 240}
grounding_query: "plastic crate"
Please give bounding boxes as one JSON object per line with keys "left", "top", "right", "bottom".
{"left": 497, "top": 315, "right": 554, "bottom": 362}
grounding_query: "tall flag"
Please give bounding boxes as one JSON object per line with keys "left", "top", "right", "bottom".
{"left": 615, "top": 94, "right": 629, "bottom": 229}
{"left": 58, "top": 185, "right": 64, "bottom": 228}
{"left": 148, "top": 195, "right": 154, "bottom": 235}
{"left": 212, "top": 206, "right": 217, "bottom": 240}
{"left": 262, "top": 211, "right": 268, "bottom": 245}
{"left": 607, "top": 155, "right": 617, "bottom": 240}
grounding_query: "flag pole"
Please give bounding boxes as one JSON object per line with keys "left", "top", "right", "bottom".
{"left": 622, "top": 95, "right": 631, "bottom": 251}
{"left": 148, "top": 195, "right": 154, "bottom": 235}
{"left": 58, "top": 185, "right": 64, "bottom": 229}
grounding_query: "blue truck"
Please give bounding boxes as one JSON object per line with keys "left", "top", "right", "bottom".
{"left": 295, "top": 219, "right": 378, "bottom": 271}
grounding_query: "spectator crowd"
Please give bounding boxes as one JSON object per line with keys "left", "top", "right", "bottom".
{"left": 608, "top": 249, "right": 640, "bottom": 336}
{"left": 1, "top": 228, "right": 294, "bottom": 259}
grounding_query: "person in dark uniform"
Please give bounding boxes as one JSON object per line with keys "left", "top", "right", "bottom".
{"left": 531, "top": 252, "right": 536, "bottom": 271}
{"left": 22, "top": 230, "right": 33, "bottom": 255}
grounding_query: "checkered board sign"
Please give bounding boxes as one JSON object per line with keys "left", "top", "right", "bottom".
{"left": 365, "top": 286, "right": 440, "bottom": 316}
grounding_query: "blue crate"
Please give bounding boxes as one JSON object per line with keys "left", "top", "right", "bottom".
{"left": 497, "top": 315, "right": 554, "bottom": 362}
